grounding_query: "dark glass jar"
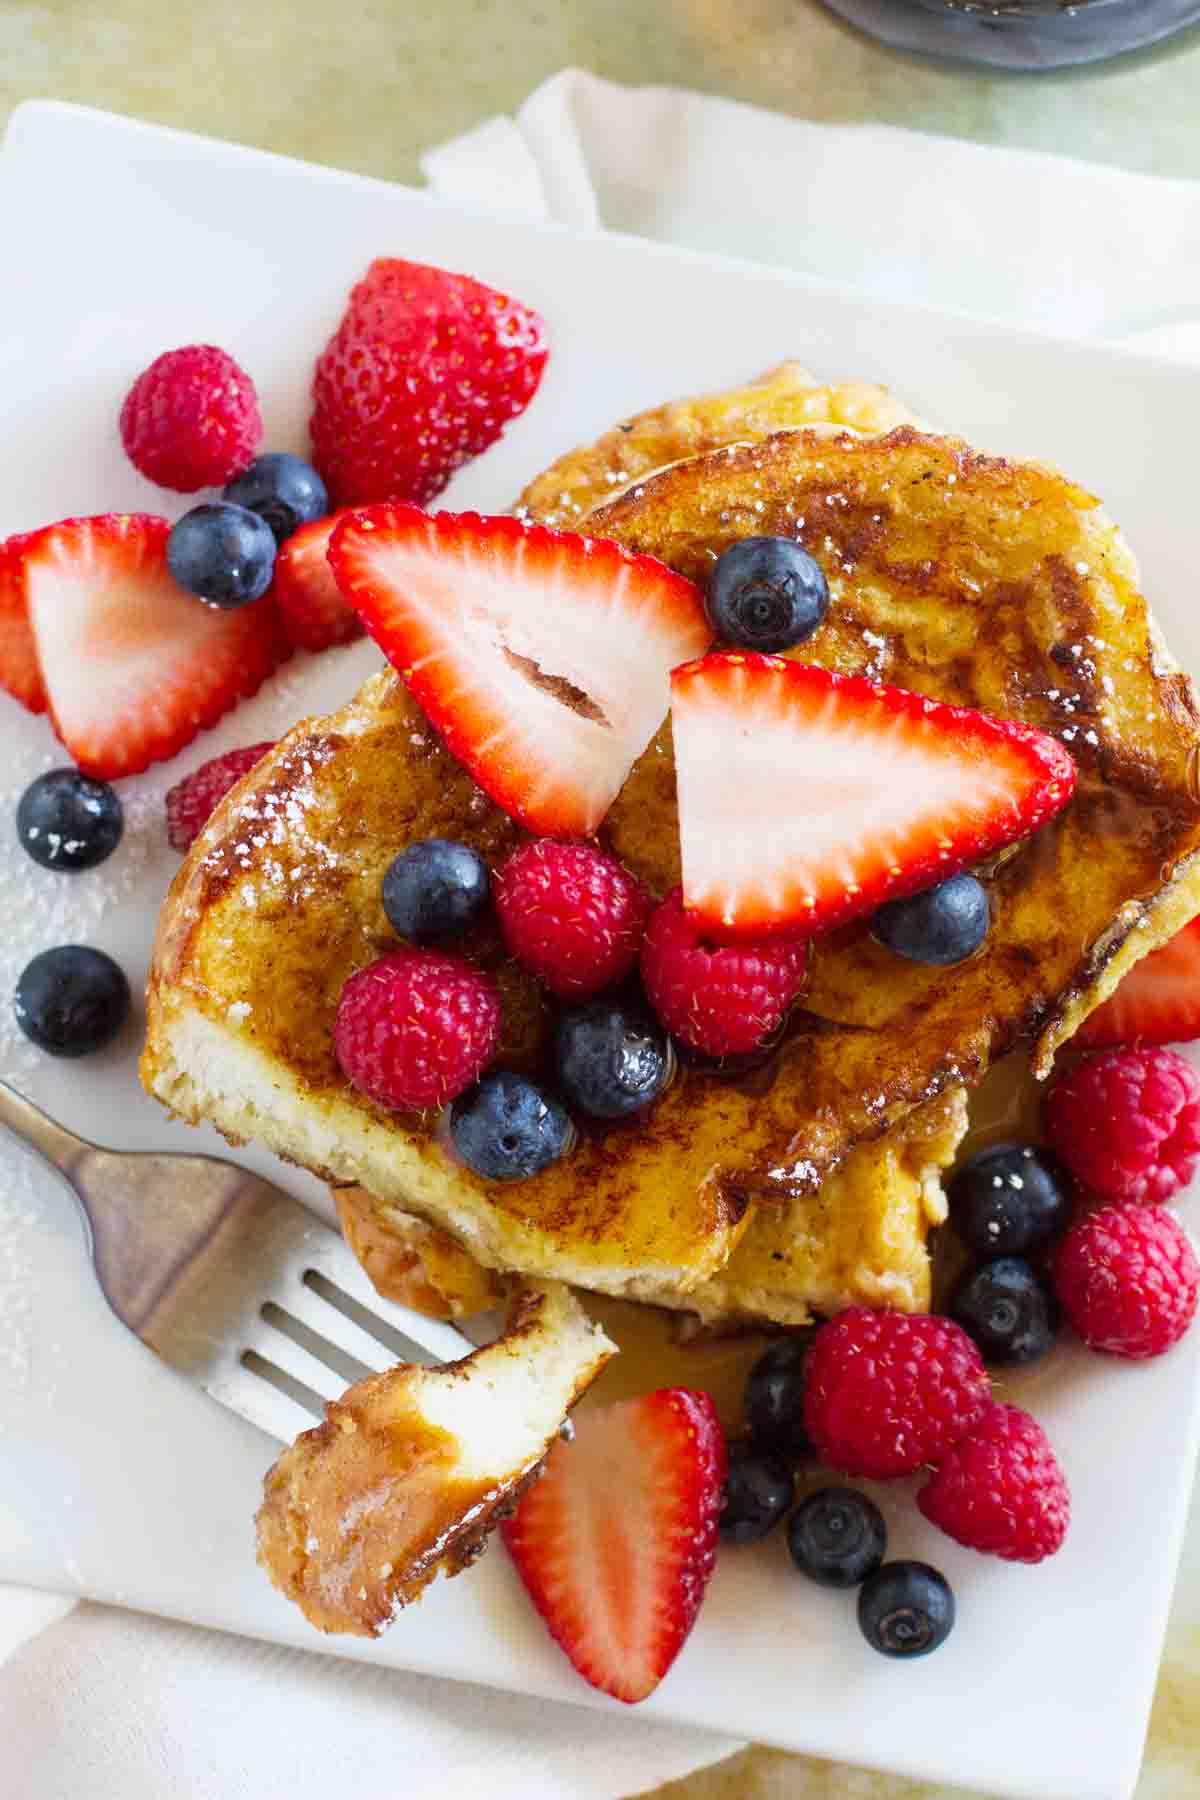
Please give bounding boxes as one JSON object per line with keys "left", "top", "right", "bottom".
{"left": 819, "top": 0, "right": 1200, "bottom": 70}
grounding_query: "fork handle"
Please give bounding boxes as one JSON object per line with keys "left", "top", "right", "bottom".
{"left": 0, "top": 1078, "right": 92, "bottom": 1174}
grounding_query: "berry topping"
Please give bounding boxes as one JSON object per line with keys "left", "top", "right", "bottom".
{"left": 1044, "top": 1046, "right": 1200, "bottom": 1206}
{"left": 1077, "top": 916, "right": 1200, "bottom": 1051}
{"left": 553, "top": 1000, "right": 673, "bottom": 1121}
{"left": 640, "top": 886, "right": 808, "bottom": 1056}
{"left": 1052, "top": 1203, "right": 1199, "bottom": 1360}
{"left": 272, "top": 509, "right": 364, "bottom": 652}
{"left": 329, "top": 507, "right": 710, "bottom": 837}
{"left": 705, "top": 536, "right": 829, "bottom": 652}
{"left": 858, "top": 1562, "right": 955, "bottom": 1659}
{"left": 119, "top": 345, "right": 261, "bottom": 492}
{"left": 15, "top": 945, "right": 130, "bottom": 1057}
{"left": 223, "top": 452, "right": 329, "bottom": 546}
{"left": 803, "top": 1307, "right": 990, "bottom": 1480}
{"left": 167, "top": 502, "right": 276, "bottom": 609}
{"left": 18, "top": 769, "right": 123, "bottom": 872}
{"left": 20, "top": 514, "right": 287, "bottom": 781}
{"left": 334, "top": 948, "right": 501, "bottom": 1112}
{"left": 165, "top": 742, "right": 275, "bottom": 852}
{"left": 0, "top": 532, "right": 46, "bottom": 715}
{"left": 918, "top": 1402, "right": 1070, "bottom": 1563}
{"left": 382, "top": 838, "right": 491, "bottom": 944}
{"left": 787, "top": 1487, "right": 886, "bottom": 1589}
{"left": 744, "top": 1337, "right": 813, "bottom": 1458}
{"left": 448, "top": 1070, "right": 575, "bottom": 1182}
{"left": 948, "top": 1141, "right": 1072, "bottom": 1256}
{"left": 502, "top": 1388, "right": 726, "bottom": 1704}
{"left": 494, "top": 839, "right": 650, "bottom": 1000}
{"left": 669, "top": 652, "right": 1075, "bottom": 940}
{"left": 719, "top": 1444, "right": 794, "bottom": 1543}
{"left": 949, "top": 1257, "right": 1059, "bottom": 1366}
{"left": 870, "top": 871, "right": 989, "bottom": 967}
{"left": 311, "top": 257, "right": 548, "bottom": 508}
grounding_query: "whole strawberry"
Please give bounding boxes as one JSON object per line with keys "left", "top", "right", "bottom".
{"left": 310, "top": 258, "right": 548, "bottom": 507}
{"left": 1052, "top": 1203, "right": 1199, "bottom": 1359}
{"left": 120, "top": 345, "right": 262, "bottom": 492}
{"left": 494, "top": 839, "right": 651, "bottom": 1000}
{"left": 918, "top": 1403, "right": 1070, "bottom": 1564}
{"left": 1044, "top": 1046, "right": 1200, "bottom": 1207}
{"left": 803, "top": 1307, "right": 990, "bottom": 1480}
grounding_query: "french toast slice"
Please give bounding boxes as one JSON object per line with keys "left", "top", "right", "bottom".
{"left": 256, "top": 1280, "right": 614, "bottom": 1635}
{"left": 515, "top": 360, "right": 926, "bottom": 527}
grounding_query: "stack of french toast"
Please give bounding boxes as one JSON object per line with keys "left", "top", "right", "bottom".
{"left": 140, "top": 361, "right": 1200, "bottom": 1632}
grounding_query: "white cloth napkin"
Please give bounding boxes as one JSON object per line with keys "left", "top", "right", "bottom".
{"left": 7, "top": 65, "right": 1200, "bottom": 1800}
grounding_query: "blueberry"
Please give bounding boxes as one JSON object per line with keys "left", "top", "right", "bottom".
{"left": 167, "top": 502, "right": 276, "bottom": 609}
{"left": 949, "top": 1141, "right": 1072, "bottom": 1255}
{"left": 17, "top": 769, "right": 123, "bottom": 872}
{"left": 15, "top": 945, "right": 130, "bottom": 1057}
{"left": 223, "top": 452, "right": 329, "bottom": 545}
{"left": 382, "top": 839, "right": 490, "bottom": 943}
{"left": 706, "top": 537, "right": 829, "bottom": 652}
{"left": 871, "top": 872, "right": 989, "bottom": 967}
{"left": 553, "top": 1002, "right": 672, "bottom": 1120}
{"left": 950, "top": 1255, "right": 1059, "bottom": 1365}
{"left": 744, "top": 1337, "right": 813, "bottom": 1457}
{"left": 858, "top": 1561, "right": 955, "bottom": 1659}
{"left": 720, "top": 1444, "right": 794, "bottom": 1543}
{"left": 449, "top": 1071, "right": 574, "bottom": 1181}
{"left": 787, "top": 1487, "right": 887, "bottom": 1588}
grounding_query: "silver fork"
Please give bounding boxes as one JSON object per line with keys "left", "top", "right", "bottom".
{"left": 0, "top": 1079, "right": 472, "bottom": 1443}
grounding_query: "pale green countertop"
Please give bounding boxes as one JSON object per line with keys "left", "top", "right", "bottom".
{"left": 2, "top": 5, "right": 1200, "bottom": 1797}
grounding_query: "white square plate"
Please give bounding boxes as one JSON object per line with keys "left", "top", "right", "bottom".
{"left": 0, "top": 100, "right": 1197, "bottom": 1800}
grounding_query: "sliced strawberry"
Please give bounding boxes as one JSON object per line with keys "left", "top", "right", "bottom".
{"left": 273, "top": 509, "right": 364, "bottom": 653}
{"left": 0, "top": 532, "right": 46, "bottom": 714}
{"left": 671, "top": 652, "right": 1077, "bottom": 940}
{"left": 1077, "top": 915, "right": 1200, "bottom": 1049}
{"left": 21, "top": 514, "right": 289, "bottom": 781}
{"left": 502, "top": 1389, "right": 726, "bottom": 1705}
{"left": 330, "top": 507, "right": 711, "bottom": 835}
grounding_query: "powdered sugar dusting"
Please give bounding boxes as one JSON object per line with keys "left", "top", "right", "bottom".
{"left": 0, "top": 1152, "right": 45, "bottom": 1388}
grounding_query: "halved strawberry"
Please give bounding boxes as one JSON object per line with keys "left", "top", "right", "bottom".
{"left": 502, "top": 1388, "right": 726, "bottom": 1705}
{"left": 0, "top": 532, "right": 46, "bottom": 714}
{"left": 1077, "top": 915, "right": 1200, "bottom": 1049}
{"left": 273, "top": 509, "right": 364, "bottom": 652}
{"left": 21, "top": 514, "right": 289, "bottom": 781}
{"left": 330, "top": 507, "right": 711, "bottom": 835}
{"left": 671, "top": 652, "right": 1077, "bottom": 940}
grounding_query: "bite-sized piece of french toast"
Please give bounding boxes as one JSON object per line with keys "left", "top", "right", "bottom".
{"left": 515, "top": 360, "right": 926, "bottom": 527}
{"left": 255, "top": 1280, "right": 614, "bottom": 1635}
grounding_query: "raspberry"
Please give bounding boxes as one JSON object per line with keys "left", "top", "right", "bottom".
{"left": 120, "top": 346, "right": 262, "bottom": 492}
{"left": 493, "top": 839, "right": 651, "bottom": 1000}
{"left": 1052, "top": 1203, "right": 1199, "bottom": 1359}
{"left": 640, "top": 887, "right": 808, "bottom": 1056}
{"left": 334, "top": 949, "right": 501, "bottom": 1111}
{"left": 165, "top": 742, "right": 275, "bottom": 851}
{"left": 803, "top": 1307, "right": 990, "bottom": 1479}
{"left": 918, "top": 1403, "right": 1069, "bottom": 1564}
{"left": 1044, "top": 1046, "right": 1200, "bottom": 1206}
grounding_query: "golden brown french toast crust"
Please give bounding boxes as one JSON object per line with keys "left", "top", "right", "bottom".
{"left": 144, "top": 421, "right": 1200, "bottom": 1241}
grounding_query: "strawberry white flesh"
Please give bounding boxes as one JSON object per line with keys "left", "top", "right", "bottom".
{"left": 502, "top": 1388, "right": 726, "bottom": 1704}
{"left": 22, "top": 514, "right": 286, "bottom": 780}
{"left": 330, "top": 506, "right": 711, "bottom": 835}
{"left": 672, "top": 652, "right": 1077, "bottom": 940}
